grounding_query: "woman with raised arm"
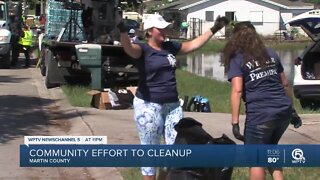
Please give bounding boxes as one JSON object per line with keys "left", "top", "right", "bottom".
{"left": 117, "top": 14, "right": 228, "bottom": 180}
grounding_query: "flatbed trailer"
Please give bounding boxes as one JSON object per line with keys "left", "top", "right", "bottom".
{"left": 41, "top": 40, "right": 138, "bottom": 89}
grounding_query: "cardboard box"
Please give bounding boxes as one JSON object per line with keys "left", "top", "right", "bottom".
{"left": 87, "top": 90, "right": 112, "bottom": 110}
{"left": 88, "top": 86, "right": 137, "bottom": 110}
{"left": 126, "top": 86, "right": 137, "bottom": 96}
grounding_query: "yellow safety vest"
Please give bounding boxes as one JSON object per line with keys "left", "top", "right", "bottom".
{"left": 19, "top": 30, "right": 33, "bottom": 46}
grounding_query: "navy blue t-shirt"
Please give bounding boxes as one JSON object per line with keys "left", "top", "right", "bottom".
{"left": 135, "top": 41, "right": 181, "bottom": 103}
{"left": 227, "top": 48, "right": 292, "bottom": 125}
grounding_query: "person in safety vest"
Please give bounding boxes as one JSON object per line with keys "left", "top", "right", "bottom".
{"left": 19, "top": 25, "right": 33, "bottom": 67}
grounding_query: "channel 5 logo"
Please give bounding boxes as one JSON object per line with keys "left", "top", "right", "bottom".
{"left": 291, "top": 148, "right": 306, "bottom": 164}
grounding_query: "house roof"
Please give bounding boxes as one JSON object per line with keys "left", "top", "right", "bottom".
{"left": 158, "top": 0, "right": 314, "bottom": 11}
{"left": 261, "top": 0, "right": 314, "bottom": 9}
{"left": 156, "top": 0, "right": 186, "bottom": 10}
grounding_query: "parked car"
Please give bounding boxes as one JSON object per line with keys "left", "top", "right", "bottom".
{"left": 287, "top": 9, "right": 320, "bottom": 108}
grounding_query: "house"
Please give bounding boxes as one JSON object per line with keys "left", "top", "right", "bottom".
{"left": 158, "top": 0, "right": 314, "bottom": 38}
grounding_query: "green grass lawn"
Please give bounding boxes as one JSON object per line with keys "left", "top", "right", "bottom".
{"left": 61, "top": 70, "right": 320, "bottom": 114}
{"left": 61, "top": 85, "right": 92, "bottom": 107}
{"left": 176, "top": 70, "right": 236, "bottom": 113}
{"left": 196, "top": 39, "right": 311, "bottom": 53}
{"left": 176, "top": 70, "right": 320, "bottom": 114}
{"left": 266, "top": 41, "right": 311, "bottom": 51}
{"left": 120, "top": 167, "right": 320, "bottom": 180}
{"left": 197, "top": 40, "right": 225, "bottom": 53}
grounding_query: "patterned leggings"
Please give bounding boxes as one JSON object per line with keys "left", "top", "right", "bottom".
{"left": 133, "top": 97, "right": 183, "bottom": 176}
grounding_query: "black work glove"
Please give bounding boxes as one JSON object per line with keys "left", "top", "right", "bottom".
{"left": 117, "top": 20, "right": 128, "bottom": 33}
{"left": 232, "top": 123, "right": 245, "bottom": 142}
{"left": 211, "top": 16, "right": 230, "bottom": 34}
{"left": 291, "top": 109, "right": 302, "bottom": 128}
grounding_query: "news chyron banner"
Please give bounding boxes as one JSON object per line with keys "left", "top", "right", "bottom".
{"left": 21, "top": 136, "right": 320, "bottom": 167}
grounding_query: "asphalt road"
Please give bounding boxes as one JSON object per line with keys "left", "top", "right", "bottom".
{"left": 0, "top": 64, "right": 94, "bottom": 179}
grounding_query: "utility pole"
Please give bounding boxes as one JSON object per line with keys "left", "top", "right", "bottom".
{"left": 40, "top": 0, "right": 43, "bottom": 14}
{"left": 21, "top": 0, "right": 26, "bottom": 16}
{"left": 40, "top": 0, "right": 45, "bottom": 15}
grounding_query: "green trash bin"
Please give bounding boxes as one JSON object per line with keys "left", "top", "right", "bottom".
{"left": 75, "top": 44, "right": 102, "bottom": 90}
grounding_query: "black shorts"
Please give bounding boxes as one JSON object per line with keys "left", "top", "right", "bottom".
{"left": 244, "top": 118, "right": 290, "bottom": 144}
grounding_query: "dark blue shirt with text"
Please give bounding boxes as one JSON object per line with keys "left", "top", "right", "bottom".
{"left": 228, "top": 48, "right": 292, "bottom": 125}
{"left": 135, "top": 41, "right": 181, "bottom": 103}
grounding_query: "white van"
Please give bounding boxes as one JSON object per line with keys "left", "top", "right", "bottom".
{"left": 287, "top": 9, "right": 320, "bottom": 108}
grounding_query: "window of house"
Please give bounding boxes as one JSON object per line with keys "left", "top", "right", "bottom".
{"left": 225, "top": 12, "right": 235, "bottom": 21}
{"left": 250, "top": 11, "right": 263, "bottom": 23}
{"left": 205, "top": 11, "right": 214, "bottom": 22}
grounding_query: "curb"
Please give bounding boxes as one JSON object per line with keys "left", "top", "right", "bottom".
{"left": 32, "top": 68, "right": 123, "bottom": 180}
